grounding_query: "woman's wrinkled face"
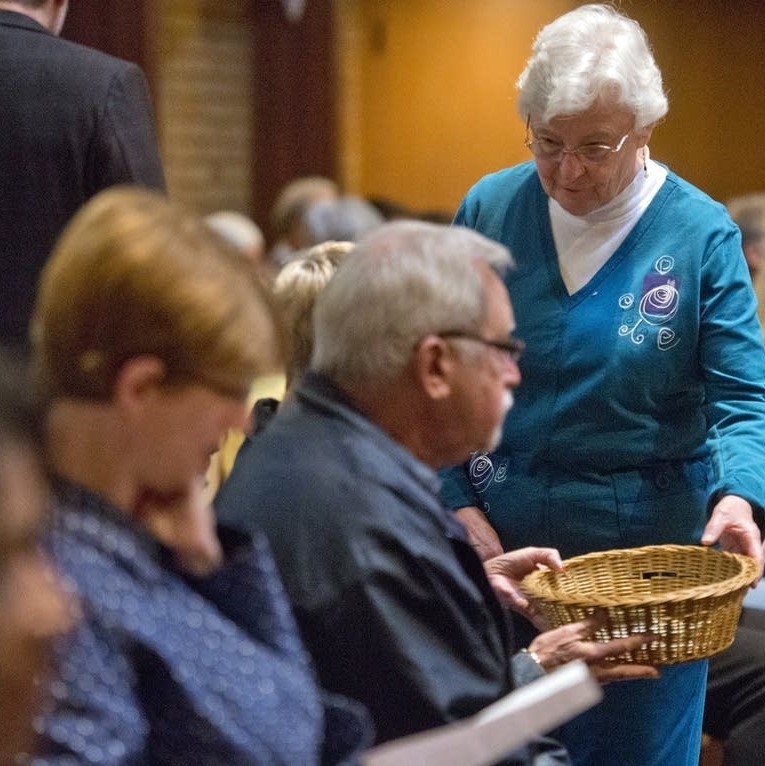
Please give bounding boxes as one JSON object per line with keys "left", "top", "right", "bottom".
{"left": 530, "top": 101, "right": 648, "bottom": 216}
{"left": 0, "top": 443, "right": 74, "bottom": 761}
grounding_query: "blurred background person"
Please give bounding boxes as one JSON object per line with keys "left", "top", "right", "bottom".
{"left": 702, "top": 623, "right": 765, "bottom": 766}
{"left": 367, "top": 196, "right": 454, "bottom": 225}
{"left": 273, "top": 241, "right": 355, "bottom": 393}
{"left": 302, "top": 195, "right": 385, "bottom": 247}
{"left": 366, "top": 196, "right": 419, "bottom": 222}
{"left": 205, "top": 209, "right": 268, "bottom": 271}
{"left": 0, "top": 347, "right": 74, "bottom": 763}
{"left": 206, "top": 240, "right": 354, "bottom": 500}
{"left": 203, "top": 208, "right": 285, "bottom": 491}
{"left": 0, "top": 0, "right": 165, "bottom": 352}
{"left": 268, "top": 175, "right": 339, "bottom": 266}
{"left": 28, "top": 186, "right": 369, "bottom": 764}
{"left": 726, "top": 192, "right": 765, "bottom": 281}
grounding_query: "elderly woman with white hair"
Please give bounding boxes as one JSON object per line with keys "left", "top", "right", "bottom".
{"left": 440, "top": 5, "right": 765, "bottom": 766}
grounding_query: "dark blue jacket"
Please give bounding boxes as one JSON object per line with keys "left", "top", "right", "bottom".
{"left": 216, "top": 372, "right": 568, "bottom": 765}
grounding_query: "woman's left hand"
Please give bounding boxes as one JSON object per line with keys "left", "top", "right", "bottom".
{"left": 136, "top": 475, "right": 223, "bottom": 576}
{"left": 702, "top": 494, "right": 764, "bottom": 582}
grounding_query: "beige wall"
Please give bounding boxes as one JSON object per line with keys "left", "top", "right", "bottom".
{"left": 336, "top": 0, "right": 765, "bottom": 216}
{"left": 151, "top": 1, "right": 765, "bottom": 221}
{"left": 336, "top": 0, "right": 573, "bottom": 215}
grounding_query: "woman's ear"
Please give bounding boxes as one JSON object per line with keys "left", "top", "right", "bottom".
{"left": 636, "top": 122, "right": 655, "bottom": 148}
{"left": 413, "top": 335, "right": 457, "bottom": 401}
{"left": 113, "top": 356, "right": 167, "bottom": 409}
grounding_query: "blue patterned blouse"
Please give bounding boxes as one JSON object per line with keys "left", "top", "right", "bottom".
{"left": 26, "top": 480, "right": 371, "bottom": 765}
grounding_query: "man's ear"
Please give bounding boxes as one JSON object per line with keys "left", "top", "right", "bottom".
{"left": 113, "top": 356, "right": 167, "bottom": 409}
{"left": 413, "top": 335, "right": 457, "bottom": 401}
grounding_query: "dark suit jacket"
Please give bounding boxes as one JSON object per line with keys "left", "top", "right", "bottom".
{"left": 0, "top": 10, "right": 166, "bottom": 347}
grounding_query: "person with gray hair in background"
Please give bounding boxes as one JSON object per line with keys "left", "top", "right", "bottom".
{"left": 216, "top": 220, "right": 658, "bottom": 764}
{"left": 205, "top": 209, "right": 282, "bottom": 286}
{"left": 440, "top": 5, "right": 765, "bottom": 765}
{"left": 727, "top": 192, "right": 765, "bottom": 280}
{"left": 301, "top": 195, "right": 384, "bottom": 247}
{"left": 268, "top": 175, "right": 339, "bottom": 266}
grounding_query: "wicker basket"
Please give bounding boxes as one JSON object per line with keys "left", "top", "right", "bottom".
{"left": 521, "top": 544, "right": 759, "bottom": 665}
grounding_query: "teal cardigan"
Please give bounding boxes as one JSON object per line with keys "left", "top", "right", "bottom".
{"left": 441, "top": 162, "right": 765, "bottom": 556}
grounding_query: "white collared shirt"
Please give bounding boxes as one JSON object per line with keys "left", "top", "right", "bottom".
{"left": 551, "top": 153, "right": 668, "bottom": 294}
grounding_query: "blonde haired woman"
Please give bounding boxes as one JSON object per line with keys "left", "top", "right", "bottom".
{"left": 207, "top": 240, "right": 354, "bottom": 496}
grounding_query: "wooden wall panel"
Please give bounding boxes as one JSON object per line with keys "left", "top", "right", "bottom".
{"left": 62, "top": 0, "right": 153, "bottom": 73}
{"left": 251, "top": 0, "right": 337, "bottom": 244}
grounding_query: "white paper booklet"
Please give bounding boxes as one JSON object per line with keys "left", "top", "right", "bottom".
{"left": 362, "top": 660, "right": 601, "bottom": 766}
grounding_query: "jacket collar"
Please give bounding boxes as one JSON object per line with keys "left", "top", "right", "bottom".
{"left": 0, "top": 8, "right": 51, "bottom": 35}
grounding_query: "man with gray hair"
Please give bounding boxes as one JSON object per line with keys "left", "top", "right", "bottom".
{"left": 216, "top": 221, "right": 655, "bottom": 764}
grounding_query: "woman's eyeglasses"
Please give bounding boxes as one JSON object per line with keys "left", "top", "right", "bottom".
{"left": 524, "top": 116, "right": 630, "bottom": 165}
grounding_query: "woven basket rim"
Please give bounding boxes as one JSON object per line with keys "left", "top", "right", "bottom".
{"left": 522, "top": 544, "right": 759, "bottom": 608}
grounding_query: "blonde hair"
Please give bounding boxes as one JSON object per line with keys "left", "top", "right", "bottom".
{"left": 32, "top": 187, "right": 281, "bottom": 401}
{"left": 272, "top": 241, "right": 354, "bottom": 385}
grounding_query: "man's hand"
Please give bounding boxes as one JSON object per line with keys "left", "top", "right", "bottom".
{"left": 484, "top": 546, "right": 564, "bottom": 618}
{"left": 527, "top": 613, "right": 660, "bottom": 684}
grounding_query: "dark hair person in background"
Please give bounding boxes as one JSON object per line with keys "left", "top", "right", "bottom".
{"left": 726, "top": 192, "right": 765, "bottom": 280}
{"left": 0, "top": 0, "right": 165, "bottom": 351}
{"left": 440, "top": 5, "right": 765, "bottom": 765}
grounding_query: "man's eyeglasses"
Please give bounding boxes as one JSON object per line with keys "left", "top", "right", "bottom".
{"left": 439, "top": 331, "right": 525, "bottom": 363}
{"left": 524, "top": 115, "right": 630, "bottom": 165}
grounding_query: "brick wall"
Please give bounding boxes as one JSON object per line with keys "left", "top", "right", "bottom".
{"left": 154, "top": 0, "right": 255, "bottom": 217}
